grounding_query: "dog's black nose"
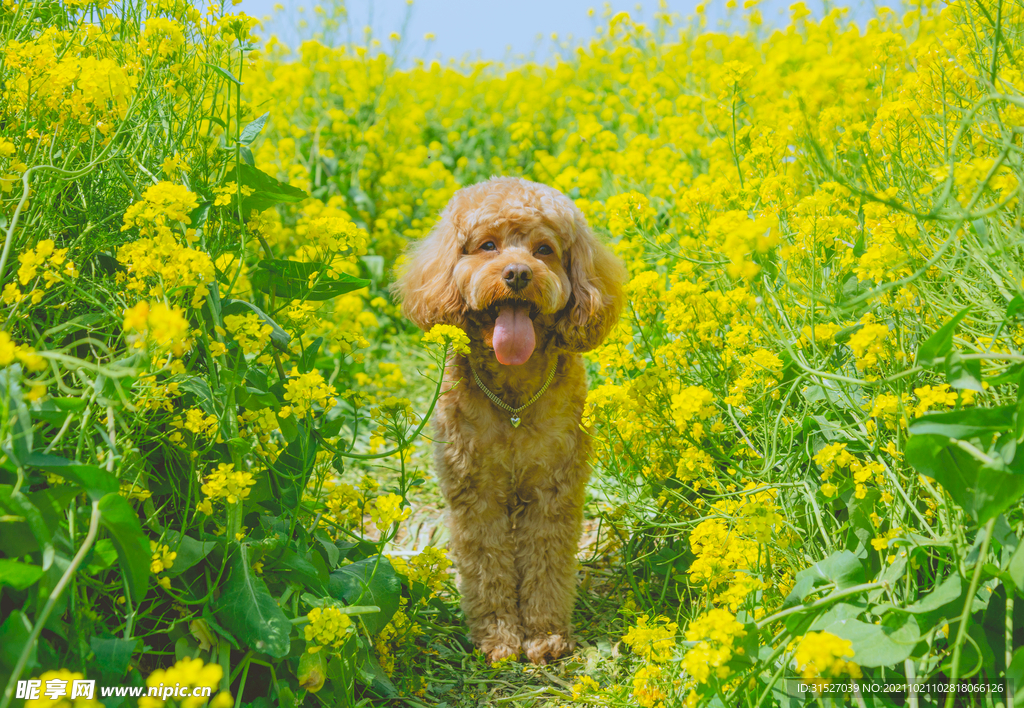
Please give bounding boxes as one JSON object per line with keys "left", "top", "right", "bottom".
{"left": 502, "top": 263, "right": 532, "bottom": 292}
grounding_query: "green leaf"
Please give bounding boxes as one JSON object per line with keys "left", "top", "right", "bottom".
{"left": 1007, "top": 542, "right": 1024, "bottom": 595}
{"left": 874, "top": 573, "right": 962, "bottom": 615}
{"left": 0, "top": 558, "right": 43, "bottom": 590}
{"left": 0, "top": 611, "right": 34, "bottom": 671}
{"left": 24, "top": 452, "right": 119, "bottom": 501}
{"left": 328, "top": 556, "right": 401, "bottom": 635}
{"left": 328, "top": 637, "right": 359, "bottom": 705}
{"left": 98, "top": 493, "right": 152, "bottom": 603}
{"left": 907, "top": 406, "right": 1014, "bottom": 440}
{"left": 1007, "top": 295, "right": 1024, "bottom": 321}
{"left": 206, "top": 62, "right": 242, "bottom": 85}
{"left": 0, "top": 365, "right": 33, "bottom": 465}
{"left": 239, "top": 112, "right": 269, "bottom": 145}
{"left": 222, "top": 299, "right": 290, "bottom": 351}
{"left": 783, "top": 550, "right": 865, "bottom": 607}
{"left": 89, "top": 637, "right": 139, "bottom": 681}
{"left": 906, "top": 434, "right": 1024, "bottom": 524}
{"left": 164, "top": 531, "right": 219, "bottom": 578}
{"left": 52, "top": 397, "right": 88, "bottom": 412}
{"left": 240, "top": 145, "right": 255, "bottom": 167}
{"left": 84, "top": 538, "right": 118, "bottom": 574}
{"left": 944, "top": 351, "right": 983, "bottom": 392}
{"left": 0, "top": 486, "right": 54, "bottom": 569}
{"left": 354, "top": 638, "right": 398, "bottom": 698}
{"left": 917, "top": 306, "right": 970, "bottom": 366}
{"left": 300, "top": 337, "right": 324, "bottom": 374}
{"left": 821, "top": 616, "right": 920, "bottom": 667}
{"left": 214, "top": 548, "right": 292, "bottom": 658}
{"left": 179, "top": 377, "right": 217, "bottom": 416}
{"left": 225, "top": 163, "right": 307, "bottom": 214}
{"left": 251, "top": 259, "right": 370, "bottom": 301}
{"left": 270, "top": 547, "right": 327, "bottom": 594}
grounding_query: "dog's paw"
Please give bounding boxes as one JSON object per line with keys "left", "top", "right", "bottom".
{"left": 485, "top": 643, "right": 520, "bottom": 664}
{"left": 524, "top": 633, "right": 574, "bottom": 665}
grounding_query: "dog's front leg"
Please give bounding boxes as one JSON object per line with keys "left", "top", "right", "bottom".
{"left": 443, "top": 471, "right": 523, "bottom": 663}
{"left": 514, "top": 472, "right": 586, "bottom": 664}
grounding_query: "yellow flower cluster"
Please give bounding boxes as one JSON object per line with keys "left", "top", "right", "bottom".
{"left": 222, "top": 313, "right": 273, "bottom": 355}
{"left": 138, "top": 657, "right": 232, "bottom": 708}
{"left": 681, "top": 608, "right": 747, "bottom": 684}
{"left": 793, "top": 631, "right": 862, "bottom": 684}
{"left": 150, "top": 540, "right": 176, "bottom": 590}
{"left": 621, "top": 615, "right": 678, "bottom": 663}
{"left": 0, "top": 331, "right": 45, "bottom": 372}
{"left": 283, "top": 368, "right": 338, "bottom": 418}
{"left": 387, "top": 546, "right": 451, "bottom": 597}
{"left": 122, "top": 301, "right": 192, "bottom": 357}
{"left": 197, "top": 463, "right": 257, "bottom": 515}
{"left": 368, "top": 493, "right": 411, "bottom": 529}
{"left": 304, "top": 606, "right": 353, "bottom": 653}
{"left": 6, "top": 238, "right": 78, "bottom": 305}
{"left": 422, "top": 324, "right": 471, "bottom": 356}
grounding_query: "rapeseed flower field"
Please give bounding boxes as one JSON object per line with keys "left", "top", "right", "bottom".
{"left": 1, "top": 0, "right": 1024, "bottom": 705}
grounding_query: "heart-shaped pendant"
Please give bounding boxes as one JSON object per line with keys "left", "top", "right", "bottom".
{"left": 510, "top": 416, "right": 521, "bottom": 428}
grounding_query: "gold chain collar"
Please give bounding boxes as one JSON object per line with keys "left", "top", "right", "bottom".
{"left": 470, "top": 360, "right": 557, "bottom": 428}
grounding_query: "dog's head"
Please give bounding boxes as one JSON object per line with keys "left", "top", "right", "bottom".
{"left": 393, "top": 177, "right": 626, "bottom": 365}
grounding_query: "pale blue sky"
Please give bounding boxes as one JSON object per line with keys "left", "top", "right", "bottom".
{"left": 237, "top": 0, "right": 900, "bottom": 64}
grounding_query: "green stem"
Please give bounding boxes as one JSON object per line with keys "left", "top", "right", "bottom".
{"left": 944, "top": 517, "right": 996, "bottom": 708}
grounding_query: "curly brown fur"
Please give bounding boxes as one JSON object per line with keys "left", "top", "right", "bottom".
{"left": 393, "top": 177, "right": 625, "bottom": 664}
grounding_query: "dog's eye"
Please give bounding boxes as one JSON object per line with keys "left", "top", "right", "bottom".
{"left": 481, "top": 241, "right": 497, "bottom": 252}
{"left": 535, "top": 244, "right": 553, "bottom": 256}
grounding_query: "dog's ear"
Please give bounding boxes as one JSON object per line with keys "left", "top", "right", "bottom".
{"left": 555, "top": 211, "right": 627, "bottom": 352}
{"left": 391, "top": 205, "right": 467, "bottom": 331}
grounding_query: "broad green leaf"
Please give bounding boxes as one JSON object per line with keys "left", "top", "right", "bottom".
{"left": 0, "top": 486, "right": 54, "bottom": 569}
{"left": 24, "top": 452, "right": 119, "bottom": 501}
{"left": 89, "top": 637, "right": 139, "bottom": 681}
{"left": 906, "top": 434, "right": 1024, "bottom": 524}
{"left": 783, "top": 550, "right": 865, "bottom": 607}
{"left": 821, "top": 616, "right": 920, "bottom": 667}
{"left": 944, "top": 351, "right": 983, "bottom": 392}
{"left": 299, "top": 649, "right": 327, "bottom": 692}
{"left": 328, "top": 556, "right": 401, "bottom": 635}
{"left": 907, "top": 406, "right": 1013, "bottom": 440}
{"left": 225, "top": 163, "right": 307, "bottom": 214}
{"left": 1008, "top": 295, "right": 1024, "bottom": 321}
{"left": 214, "top": 549, "right": 292, "bottom": 658}
{"left": 221, "top": 299, "right": 290, "bottom": 351}
{"left": 0, "top": 558, "right": 43, "bottom": 590}
{"left": 239, "top": 112, "right": 269, "bottom": 145}
{"left": 251, "top": 259, "right": 370, "bottom": 301}
{"left": 875, "top": 573, "right": 962, "bottom": 616}
{"left": 270, "top": 547, "right": 327, "bottom": 594}
{"left": 354, "top": 638, "right": 398, "bottom": 698}
{"left": 164, "top": 531, "right": 220, "bottom": 578}
{"left": 0, "top": 611, "right": 34, "bottom": 671}
{"left": 328, "top": 637, "right": 358, "bottom": 706}
{"left": 84, "top": 538, "right": 118, "bottom": 574}
{"left": 98, "top": 493, "right": 151, "bottom": 603}
{"left": 917, "top": 306, "right": 970, "bottom": 366}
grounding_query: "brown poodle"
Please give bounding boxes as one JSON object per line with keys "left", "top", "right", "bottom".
{"left": 393, "top": 177, "right": 625, "bottom": 664}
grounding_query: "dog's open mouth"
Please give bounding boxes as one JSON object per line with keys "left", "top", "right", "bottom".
{"left": 487, "top": 298, "right": 539, "bottom": 366}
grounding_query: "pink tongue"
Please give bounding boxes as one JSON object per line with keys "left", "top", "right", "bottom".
{"left": 493, "top": 305, "right": 535, "bottom": 366}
